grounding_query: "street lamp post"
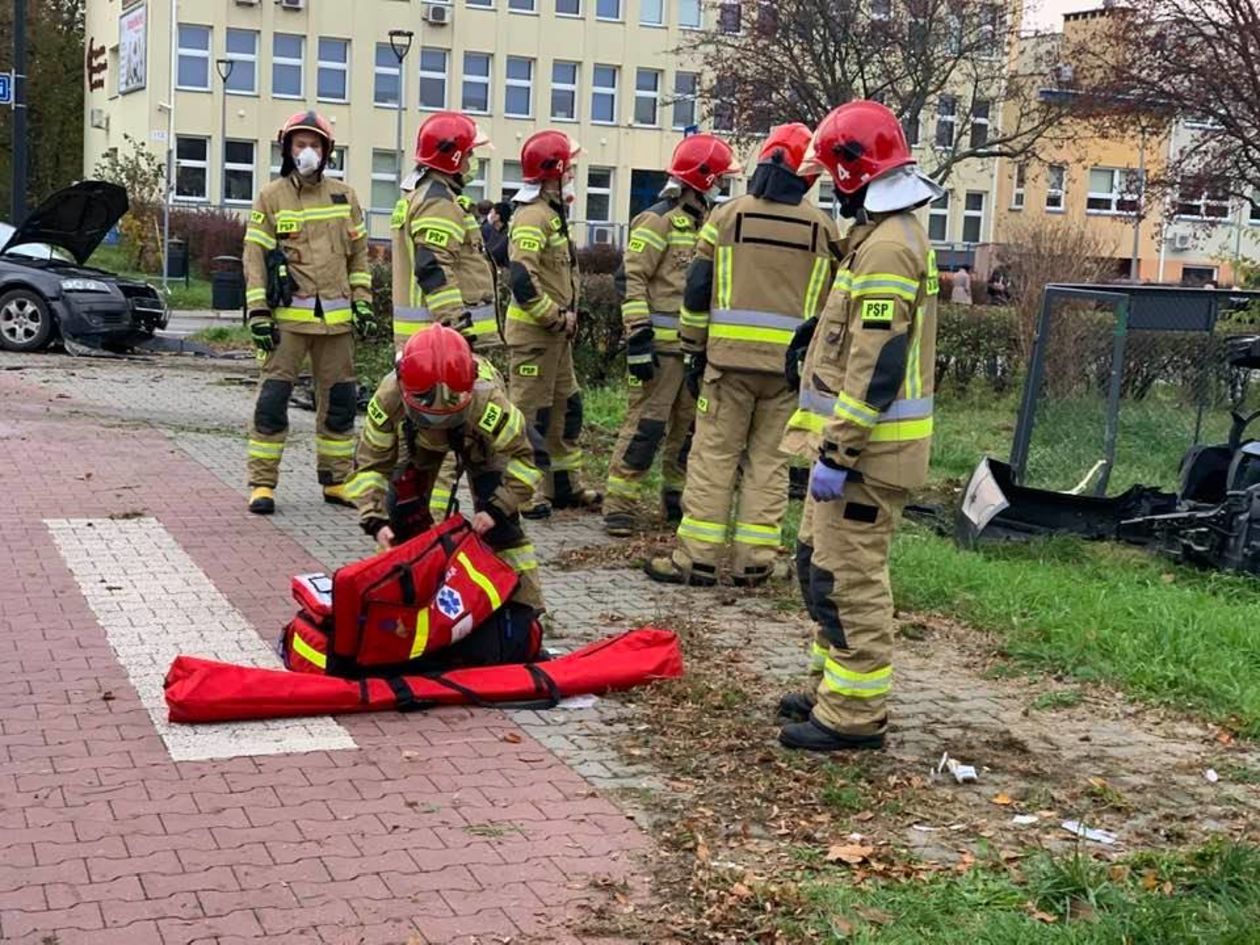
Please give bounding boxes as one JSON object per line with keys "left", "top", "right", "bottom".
{"left": 388, "top": 30, "right": 415, "bottom": 187}
{"left": 215, "top": 58, "right": 236, "bottom": 207}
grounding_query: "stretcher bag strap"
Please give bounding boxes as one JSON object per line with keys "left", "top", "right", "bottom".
{"left": 385, "top": 663, "right": 563, "bottom": 713}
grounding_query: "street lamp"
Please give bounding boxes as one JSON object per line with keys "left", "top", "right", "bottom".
{"left": 388, "top": 30, "right": 415, "bottom": 187}
{"left": 215, "top": 58, "right": 236, "bottom": 206}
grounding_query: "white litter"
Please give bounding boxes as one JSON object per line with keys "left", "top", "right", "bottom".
{"left": 1062, "top": 820, "right": 1118, "bottom": 845}
{"left": 557, "top": 694, "right": 599, "bottom": 710}
{"left": 911, "top": 824, "right": 941, "bottom": 832}
{"left": 1011, "top": 814, "right": 1039, "bottom": 826}
{"left": 1204, "top": 768, "right": 1220, "bottom": 784}
{"left": 936, "top": 752, "right": 978, "bottom": 784}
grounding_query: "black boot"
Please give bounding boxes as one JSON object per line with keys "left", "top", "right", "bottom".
{"left": 776, "top": 692, "right": 815, "bottom": 723}
{"left": 662, "top": 490, "right": 683, "bottom": 525}
{"left": 644, "top": 556, "right": 716, "bottom": 587}
{"left": 604, "top": 512, "right": 635, "bottom": 538}
{"left": 778, "top": 716, "right": 885, "bottom": 752}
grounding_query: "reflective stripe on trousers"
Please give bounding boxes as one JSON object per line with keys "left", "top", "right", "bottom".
{"left": 708, "top": 308, "right": 802, "bottom": 344}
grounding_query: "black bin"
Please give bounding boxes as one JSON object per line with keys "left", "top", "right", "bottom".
{"left": 211, "top": 256, "right": 245, "bottom": 312}
{"left": 165, "top": 238, "right": 188, "bottom": 279}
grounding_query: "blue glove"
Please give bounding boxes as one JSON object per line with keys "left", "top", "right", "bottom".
{"left": 809, "top": 457, "right": 849, "bottom": 502}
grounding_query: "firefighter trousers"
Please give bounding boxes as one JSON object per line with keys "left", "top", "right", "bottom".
{"left": 671, "top": 367, "right": 794, "bottom": 580}
{"left": 605, "top": 353, "right": 695, "bottom": 516}
{"left": 507, "top": 334, "right": 587, "bottom": 504}
{"left": 247, "top": 329, "right": 357, "bottom": 489}
{"left": 796, "top": 477, "right": 907, "bottom": 737}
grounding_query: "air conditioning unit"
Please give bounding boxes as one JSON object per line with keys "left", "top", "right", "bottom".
{"left": 278, "top": 0, "right": 305, "bottom": 10}
{"left": 423, "top": 3, "right": 451, "bottom": 25}
{"left": 1172, "top": 232, "right": 1193, "bottom": 251}
{"left": 89, "top": 108, "right": 109, "bottom": 131}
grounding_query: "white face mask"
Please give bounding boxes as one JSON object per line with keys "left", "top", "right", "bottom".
{"left": 562, "top": 180, "right": 578, "bottom": 204}
{"left": 295, "top": 146, "right": 322, "bottom": 176}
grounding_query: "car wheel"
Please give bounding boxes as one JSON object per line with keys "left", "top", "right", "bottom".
{"left": 0, "top": 288, "right": 55, "bottom": 352}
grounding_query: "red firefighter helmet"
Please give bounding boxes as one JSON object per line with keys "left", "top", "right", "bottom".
{"left": 520, "top": 130, "right": 583, "bottom": 182}
{"left": 758, "top": 123, "right": 814, "bottom": 173}
{"left": 397, "top": 326, "right": 476, "bottom": 419}
{"left": 799, "top": 101, "right": 914, "bottom": 194}
{"left": 277, "top": 110, "right": 335, "bottom": 151}
{"left": 667, "top": 134, "right": 741, "bottom": 192}
{"left": 415, "top": 112, "right": 492, "bottom": 175}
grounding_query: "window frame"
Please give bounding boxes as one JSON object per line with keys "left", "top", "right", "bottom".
{"left": 672, "top": 71, "right": 699, "bottom": 130}
{"left": 678, "top": 0, "right": 702, "bottom": 28}
{"left": 224, "top": 29, "right": 258, "bottom": 96}
{"left": 1174, "top": 183, "right": 1230, "bottom": 221}
{"left": 174, "top": 135, "right": 210, "bottom": 202}
{"left": 1011, "top": 162, "right": 1026, "bottom": 210}
{"left": 935, "top": 96, "right": 957, "bottom": 149}
{"left": 504, "top": 55, "right": 535, "bottom": 118}
{"left": 640, "top": 0, "right": 664, "bottom": 26}
{"left": 419, "top": 47, "right": 449, "bottom": 111}
{"left": 969, "top": 100, "right": 990, "bottom": 149}
{"left": 595, "top": 0, "right": 622, "bottom": 21}
{"left": 928, "top": 192, "right": 950, "bottom": 242}
{"left": 633, "top": 68, "right": 662, "bottom": 127}
{"left": 555, "top": 0, "right": 582, "bottom": 15}
{"left": 316, "top": 37, "right": 351, "bottom": 104}
{"left": 272, "top": 33, "right": 304, "bottom": 100}
{"left": 461, "top": 52, "right": 492, "bottom": 115}
{"left": 1086, "top": 166, "right": 1143, "bottom": 215}
{"left": 551, "top": 60, "right": 579, "bottom": 122}
{"left": 176, "top": 24, "right": 212, "bottom": 92}
{"left": 501, "top": 159, "right": 524, "bottom": 201}
{"left": 586, "top": 166, "right": 614, "bottom": 223}
{"left": 222, "top": 139, "right": 256, "bottom": 205}
{"left": 1045, "top": 164, "right": 1066, "bottom": 212}
{"left": 373, "top": 42, "right": 402, "bottom": 108}
{"left": 507, "top": 0, "right": 537, "bottom": 11}
{"left": 718, "top": 1, "right": 741, "bottom": 33}
{"left": 591, "top": 64, "right": 618, "bottom": 125}
{"left": 962, "top": 191, "right": 985, "bottom": 244}
{"left": 370, "top": 149, "right": 401, "bottom": 212}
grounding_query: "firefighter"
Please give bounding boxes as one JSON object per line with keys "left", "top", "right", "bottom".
{"left": 390, "top": 111, "right": 499, "bottom": 521}
{"left": 603, "top": 134, "right": 740, "bottom": 537}
{"left": 505, "top": 130, "right": 601, "bottom": 518}
{"left": 243, "top": 111, "right": 373, "bottom": 515}
{"left": 776, "top": 100, "right": 941, "bottom": 752}
{"left": 645, "top": 124, "right": 840, "bottom": 587}
{"left": 344, "top": 325, "right": 544, "bottom": 617}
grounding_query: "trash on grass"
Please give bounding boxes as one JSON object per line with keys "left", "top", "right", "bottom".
{"left": 936, "top": 752, "right": 978, "bottom": 784}
{"left": 1204, "top": 768, "right": 1220, "bottom": 784}
{"left": 1011, "top": 814, "right": 1040, "bottom": 826}
{"left": 1062, "top": 820, "right": 1118, "bottom": 845}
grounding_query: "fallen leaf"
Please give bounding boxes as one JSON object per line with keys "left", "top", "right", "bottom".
{"left": 501, "top": 731, "right": 523, "bottom": 744}
{"left": 100, "top": 691, "right": 115, "bottom": 702}
{"left": 830, "top": 914, "right": 854, "bottom": 937}
{"left": 991, "top": 792, "right": 1014, "bottom": 806}
{"left": 1160, "top": 572, "right": 1176, "bottom": 584}
{"left": 1162, "top": 881, "right": 1174, "bottom": 896}
{"left": 1109, "top": 864, "right": 1130, "bottom": 883}
{"left": 730, "top": 882, "right": 753, "bottom": 900}
{"left": 401, "top": 750, "right": 419, "bottom": 760}
{"left": 854, "top": 810, "right": 876, "bottom": 822}
{"left": 853, "top": 905, "right": 893, "bottom": 924}
{"left": 695, "top": 836, "right": 711, "bottom": 863}
{"left": 1141, "top": 869, "right": 1160, "bottom": 890}
{"left": 999, "top": 848, "right": 1022, "bottom": 862}
{"left": 1025, "top": 903, "right": 1059, "bottom": 924}
{"left": 825, "top": 843, "right": 874, "bottom": 865}
{"left": 1216, "top": 730, "right": 1236, "bottom": 746}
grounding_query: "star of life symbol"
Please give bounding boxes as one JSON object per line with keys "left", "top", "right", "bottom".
{"left": 436, "top": 585, "right": 464, "bottom": 619}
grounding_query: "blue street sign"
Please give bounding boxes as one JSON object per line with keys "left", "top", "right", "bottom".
{"left": 0, "top": 72, "right": 12, "bottom": 107}
{"left": 683, "top": 124, "right": 699, "bottom": 137}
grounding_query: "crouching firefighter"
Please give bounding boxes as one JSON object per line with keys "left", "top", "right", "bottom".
{"left": 603, "top": 134, "right": 740, "bottom": 537}
{"left": 243, "top": 110, "right": 375, "bottom": 515}
{"left": 344, "top": 326, "right": 545, "bottom": 631}
{"left": 777, "top": 101, "right": 941, "bottom": 752}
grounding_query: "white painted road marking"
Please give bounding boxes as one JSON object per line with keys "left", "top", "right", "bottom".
{"left": 46, "top": 517, "right": 357, "bottom": 762}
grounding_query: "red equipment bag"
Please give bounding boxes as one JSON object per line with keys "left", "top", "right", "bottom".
{"left": 280, "top": 515, "right": 522, "bottom": 677}
{"left": 166, "top": 628, "right": 685, "bottom": 723}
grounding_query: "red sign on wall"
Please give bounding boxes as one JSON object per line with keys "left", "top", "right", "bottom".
{"left": 86, "top": 37, "right": 107, "bottom": 92}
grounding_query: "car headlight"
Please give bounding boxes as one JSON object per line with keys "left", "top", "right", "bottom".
{"left": 61, "top": 278, "right": 112, "bottom": 293}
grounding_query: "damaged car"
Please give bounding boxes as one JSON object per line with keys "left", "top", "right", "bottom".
{"left": 0, "top": 180, "right": 168, "bottom": 352}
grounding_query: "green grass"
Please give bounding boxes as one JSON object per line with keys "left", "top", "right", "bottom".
{"left": 87, "top": 245, "right": 214, "bottom": 311}
{"left": 1029, "top": 689, "right": 1084, "bottom": 712}
{"left": 796, "top": 841, "right": 1260, "bottom": 943}
{"left": 189, "top": 325, "right": 252, "bottom": 346}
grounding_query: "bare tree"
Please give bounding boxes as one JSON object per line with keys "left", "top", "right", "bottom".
{"left": 680, "top": 0, "right": 1083, "bottom": 183}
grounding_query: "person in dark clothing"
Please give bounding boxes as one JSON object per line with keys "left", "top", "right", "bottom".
{"left": 481, "top": 200, "right": 512, "bottom": 268}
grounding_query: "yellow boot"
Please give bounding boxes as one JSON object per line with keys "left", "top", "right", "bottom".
{"left": 248, "top": 486, "right": 275, "bottom": 515}
{"left": 322, "top": 482, "right": 356, "bottom": 508}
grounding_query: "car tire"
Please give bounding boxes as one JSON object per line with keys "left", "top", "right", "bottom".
{"left": 0, "top": 288, "right": 55, "bottom": 352}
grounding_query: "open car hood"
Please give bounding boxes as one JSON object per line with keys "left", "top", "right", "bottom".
{"left": 1, "top": 181, "right": 128, "bottom": 265}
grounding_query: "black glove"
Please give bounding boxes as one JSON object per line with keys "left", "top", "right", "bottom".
{"left": 684, "top": 351, "right": 707, "bottom": 400}
{"left": 785, "top": 316, "right": 818, "bottom": 391}
{"left": 248, "top": 312, "right": 279, "bottom": 354}
{"left": 626, "top": 325, "right": 658, "bottom": 382}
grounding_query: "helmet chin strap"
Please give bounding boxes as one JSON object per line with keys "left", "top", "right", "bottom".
{"left": 838, "top": 185, "right": 870, "bottom": 221}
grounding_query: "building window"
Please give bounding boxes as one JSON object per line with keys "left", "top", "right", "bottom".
{"left": 317, "top": 38, "right": 350, "bottom": 103}
{"left": 557, "top": 0, "right": 581, "bottom": 14}
{"left": 1175, "top": 184, "right": 1230, "bottom": 220}
{"left": 969, "top": 100, "right": 990, "bottom": 148}
{"left": 371, "top": 150, "right": 399, "bottom": 211}
{"left": 679, "top": 0, "right": 701, "bottom": 28}
{"left": 1182, "top": 265, "right": 1217, "bottom": 286}
{"left": 374, "top": 43, "right": 401, "bottom": 107}
{"left": 505, "top": 56, "right": 534, "bottom": 118}
{"left": 325, "top": 145, "right": 347, "bottom": 181}
{"left": 509, "top": 0, "right": 537, "bottom": 10}
{"left": 818, "top": 179, "right": 837, "bottom": 217}
{"left": 1011, "top": 163, "right": 1026, "bottom": 209}
{"left": 501, "top": 160, "right": 524, "bottom": 201}
{"left": 464, "top": 162, "right": 487, "bottom": 203}
{"left": 174, "top": 136, "right": 209, "bottom": 201}
{"left": 176, "top": 25, "right": 211, "bottom": 91}
{"left": 928, "top": 192, "right": 949, "bottom": 242}
{"left": 223, "top": 140, "right": 255, "bottom": 204}
{"left": 270, "top": 142, "right": 283, "bottom": 181}
{"left": 420, "top": 48, "right": 448, "bottom": 110}
{"left": 1045, "top": 164, "right": 1065, "bottom": 210}
{"left": 935, "top": 96, "right": 956, "bottom": 148}
{"left": 462, "top": 53, "right": 491, "bottom": 114}
{"left": 1087, "top": 167, "right": 1142, "bottom": 214}
{"left": 592, "top": 64, "right": 618, "bottom": 124}
{"left": 871, "top": 0, "right": 892, "bottom": 19}
{"left": 962, "top": 191, "right": 985, "bottom": 243}
{"left": 719, "top": 2, "right": 741, "bottom": 32}
{"left": 980, "top": 3, "right": 1004, "bottom": 57}
{"left": 713, "top": 77, "right": 735, "bottom": 132}
{"left": 596, "top": 0, "right": 622, "bottom": 19}
{"left": 586, "top": 167, "right": 613, "bottom": 222}
{"left": 272, "top": 34, "right": 304, "bottom": 99}
{"left": 641, "top": 0, "right": 664, "bottom": 25}
{"left": 902, "top": 111, "right": 921, "bottom": 147}
{"left": 673, "top": 72, "right": 699, "bottom": 129}
{"left": 224, "top": 30, "right": 258, "bottom": 95}
{"left": 1250, "top": 192, "right": 1260, "bottom": 225}
{"left": 467, "top": 0, "right": 493, "bottom": 6}
{"left": 634, "top": 69, "right": 661, "bottom": 126}
{"left": 551, "top": 61, "right": 579, "bottom": 121}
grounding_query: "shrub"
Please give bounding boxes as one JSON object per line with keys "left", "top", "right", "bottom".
{"left": 577, "top": 243, "right": 622, "bottom": 275}
{"left": 168, "top": 207, "right": 246, "bottom": 279}
{"left": 934, "top": 303, "right": 1020, "bottom": 393}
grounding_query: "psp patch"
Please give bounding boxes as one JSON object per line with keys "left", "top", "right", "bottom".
{"left": 518, "top": 363, "right": 540, "bottom": 377}
{"left": 424, "top": 229, "right": 450, "bottom": 248}
{"left": 367, "top": 396, "right": 389, "bottom": 427}
{"left": 249, "top": 210, "right": 266, "bottom": 225}
{"left": 435, "top": 585, "right": 464, "bottom": 620}
{"left": 627, "top": 238, "right": 646, "bottom": 253}
{"left": 860, "top": 298, "right": 895, "bottom": 328}
{"left": 478, "top": 402, "right": 504, "bottom": 433}
{"left": 517, "top": 237, "right": 541, "bottom": 252}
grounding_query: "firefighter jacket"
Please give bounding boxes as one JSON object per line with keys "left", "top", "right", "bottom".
{"left": 390, "top": 171, "right": 498, "bottom": 343}
{"left": 613, "top": 192, "right": 705, "bottom": 356}
{"left": 679, "top": 164, "right": 839, "bottom": 374}
{"left": 348, "top": 357, "right": 541, "bottom": 529}
{"left": 243, "top": 173, "right": 371, "bottom": 334}
{"left": 783, "top": 211, "right": 939, "bottom": 491}
{"left": 505, "top": 195, "right": 579, "bottom": 344}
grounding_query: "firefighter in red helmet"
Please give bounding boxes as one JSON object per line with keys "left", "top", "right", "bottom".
{"left": 603, "top": 134, "right": 740, "bottom": 536}
{"left": 345, "top": 325, "right": 545, "bottom": 616}
{"left": 243, "top": 111, "right": 374, "bottom": 515}
{"left": 776, "top": 100, "right": 943, "bottom": 752}
{"left": 504, "top": 130, "right": 601, "bottom": 518}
